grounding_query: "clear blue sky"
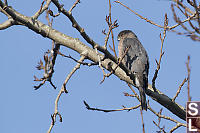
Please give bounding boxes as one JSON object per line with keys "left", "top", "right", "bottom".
{"left": 1, "top": 0, "right": 200, "bottom": 132}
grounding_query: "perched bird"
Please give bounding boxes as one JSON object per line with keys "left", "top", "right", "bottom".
{"left": 117, "top": 30, "right": 149, "bottom": 111}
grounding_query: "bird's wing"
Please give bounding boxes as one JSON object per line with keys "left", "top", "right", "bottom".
{"left": 122, "top": 38, "right": 149, "bottom": 75}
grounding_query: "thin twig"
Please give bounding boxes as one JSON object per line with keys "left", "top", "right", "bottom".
{"left": 148, "top": 102, "right": 186, "bottom": 127}
{"left": 108, "top": 0, "right": 118, "bottom": 58}
{"left": 127, "top": 83, "right": 140, "bottom": 101}
{"left": 47, "top": 55, "right": 86, "bottom": 133}
{"left": 115, "top": 0, "right": 199, "bottom": 39}
{"left": 169, "top": 9, "right": 196, "bottom": 30}
{"left": 58, "top": 52, "right": 98, "bottom": 66}
{"left": 158, "top": 108, "right": 163, "bottom": 126}
{"left": 34, "top": 43, "right": 60, "bottom": 90}
{"left": 84, "top": 100, "right": 140, "bottom": 112}
{"left": 186, "top": 55, "right": 191, "bottom": 101}
{"left": 172, "top": 0, "right": 194, "bottom": 14}
{"left": 152, "top": 14, "right": 168, "bottom": 92}
{"left": 62, "top": 55, "right": 86, "bottom": 93}
{"left": 69, "top": 0, "right": 80, "bottom": 14}
{"left": 170, "top": 123, "right": 182, "bottom": 133}
{"left": 191, "top": 0, "right": 200, "bottom": 32}
{"left": 172, "top": 78, "right": 188, "bottom": 102}
{"left": 124, "top": 92, "right": 137, "bottom": 98}
{"left": 32, "top": 0, "right": 51, "bottom": 19}
{"left": 153, "top": 121, "right": 166, "bottom": 133}
{"left": 151, "top": 110, "right": 185, "bottom": 132}
{"left": 171, "top": 4, "right": 192, "bottom": 33}
{"left": 169, "top": 0, "right": 200, "bottom": 41}
{"left": 153, "top": 108, "right": 166, "bottom": 133}
{"left": 114, "top": 1, "right": 164, "bottom": 28}
{"left": 104, "top": 20, "right": 118, "bottom": 48}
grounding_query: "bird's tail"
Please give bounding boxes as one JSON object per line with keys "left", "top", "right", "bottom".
{"left": 139, "top": 87, "right": 147, "bottom": 111}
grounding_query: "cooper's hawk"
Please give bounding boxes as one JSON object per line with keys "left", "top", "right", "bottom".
{"left": 117, "top": 30, "right": 149, "bottom": 111}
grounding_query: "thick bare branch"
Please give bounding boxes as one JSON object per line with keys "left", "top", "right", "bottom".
{"left": 146, "top": 85, "right": 186, "bottom": 120}
{"left": 51, "top": 0, "right": 135, "bottom": 82}
{"left": 0, "top": 19, "right": 14, "bottom": 29}
{"left": 0, "top": 1, "right": 186, "bottom": 121}
{"left": 100, "top": 45, "right": 131, "bottom": 84}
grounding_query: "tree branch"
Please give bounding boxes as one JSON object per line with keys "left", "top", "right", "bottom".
{"left": 48, "top": 55, "right": 86, "bottom": 133}
{"left": 172, "top": 78, "right": 188, "bottom": 102}
{"left": 83, "top": 100, "right": 140, "bottom": 112}
{"left": 0, "top": 19, "right": 15, "bottom": 29}
{"left": 0, "top": 1, "right": 186, "bottom": 121}
{"left": 32, "top": 0, "right": 52, "bottom": 19}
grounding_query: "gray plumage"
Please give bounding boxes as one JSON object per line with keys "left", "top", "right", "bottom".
{"left": 117, "top": 30, "right": 149, "bottom": 111}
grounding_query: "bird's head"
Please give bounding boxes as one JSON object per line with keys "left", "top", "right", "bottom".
{"left": 117, "top": 30, "right": 137, "bottom": 41}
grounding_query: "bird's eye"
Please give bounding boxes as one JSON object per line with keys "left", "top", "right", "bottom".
{"left": 117, "top": 38, "right": 120, "bottom": 41}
